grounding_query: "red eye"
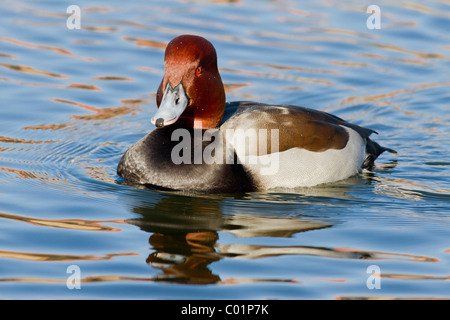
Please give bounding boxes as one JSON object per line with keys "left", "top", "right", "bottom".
{"left": 196, "top": 66, "right": 202, "bottom": 75}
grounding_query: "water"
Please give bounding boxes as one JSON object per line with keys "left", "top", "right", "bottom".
{"left": 0, "top": 0, "right": 449, "bottom": 300}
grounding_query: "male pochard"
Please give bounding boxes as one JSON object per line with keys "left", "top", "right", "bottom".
{"left": 117, "top": 35, "right": 395, "bottom": 193}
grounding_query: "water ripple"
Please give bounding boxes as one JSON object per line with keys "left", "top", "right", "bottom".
{"left": 0, "top": 0, "right": 449, "bottom": 299}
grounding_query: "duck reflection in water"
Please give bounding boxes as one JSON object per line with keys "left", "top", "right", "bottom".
{"left": 126, "top": 192, "right": 225, "bottom": 284}
{"left": 124, "top": 191, "right": 374, "bottom": 285}
{"left": 147, "top": 231, "right": 221, "bottom": 284}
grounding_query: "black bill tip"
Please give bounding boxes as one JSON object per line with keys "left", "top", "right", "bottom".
{"left": 155, "top": 118, "right": 165, "bottom": 128}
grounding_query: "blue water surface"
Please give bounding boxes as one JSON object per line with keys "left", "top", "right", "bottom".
{"left": 0, "top": 0, "right": 449, "bottom": 299}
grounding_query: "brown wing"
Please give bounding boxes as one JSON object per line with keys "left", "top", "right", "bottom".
{"left": 222, "top": 101, "right": 375, "bottom": 155}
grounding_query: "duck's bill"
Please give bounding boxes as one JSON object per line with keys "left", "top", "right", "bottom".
{"left": 151, "top": 82, "right": 190, "bottom": 128}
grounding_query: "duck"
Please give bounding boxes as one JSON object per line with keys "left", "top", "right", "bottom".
{"left": 117, "top": 34, "right": 396, "bottom": 193}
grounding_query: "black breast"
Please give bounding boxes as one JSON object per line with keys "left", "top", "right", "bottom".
{"left": 117, "top": 125, "right": 256, "bottom": 193}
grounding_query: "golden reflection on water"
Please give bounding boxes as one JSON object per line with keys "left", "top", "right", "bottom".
{"left": 66, "top": 83, "right": 101, "bottom": 91}
{"left": 0, "top": 53, "right": 17, "bottom": 59}
{"left": 358, "top": 52, "right": 430, "bottom": 66}
{"left": 381, "top": 273, "right": 449, "bottom": 281}
{"left": 0, "top": 36, "right": 95, "bottom": 62}
{"left": 0, "top": 37, "right": 70, "bottom": 56}
{"left": 83, "top": 26, "right": 119, "bottom": 33}
{"left": 49, "top": 98, "right": 135, "bottom": 121}
{"left": 0, "top": 249, "right": 136, "bottom": 262}
{"left": 230, "top": 60, "right": 338, "bottom": 75}
{"left": 0, "top": 135, "right": 54, "bottom": 145}
{"left": 0, "top": 212, "right": 124, "bottom": 232}
{"left": 92, "top": 76, "right": 134, "bottom": 81}
{"left": 0, "top": 63, "right": 67, "bottom": 78}
{"left": 122, "top": 36, "right": 167, "bottom": 49}
{"left": 341, "top": 82, "right": 450, "bottom": 105}
{"left": 1, "top": 76, "right": 115, "bottom": 93}
{"left": 71, "top": 107, "right": 134, "bottom": 121}
{"left": 372, "top": 43, "right": 448, "bottom": 60}
{"left": 120, "top": 194, "right": 444, "bottom": 285}
{"left": 1, "top": 190, "right": 444, "bottom": 290}
{"left": 0, "top": 87, "right": 141, "bottom": 185}
{"left": 23, "top": 124, "right": 69, "bottom": 131}
{"left": 330, "top": 60, "right": 369, "bottom": 68}
{"left": 400, "top": 2, "right": 450, "bottom": 18}
{"left": 0, "top": 276, "right": 150, "bottom": 285}
{"left": 143, "top": 228, "right": 443, "bottom": 285}
{"left": 82, "top": 162, "right": 117, "bottom": 183}
{"left": 221, "top": 66, "right": 333, "bottom": 85}
{"left": 0, "top": 166, "right": 60, "bottom": 181}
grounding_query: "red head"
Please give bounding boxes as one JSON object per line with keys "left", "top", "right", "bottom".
{"left": 152, "top": 35, "right": 226, "bottom": 129}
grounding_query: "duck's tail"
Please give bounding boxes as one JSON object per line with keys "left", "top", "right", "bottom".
{"left": 363, "top": 138, "right": 397, "bottom": 169}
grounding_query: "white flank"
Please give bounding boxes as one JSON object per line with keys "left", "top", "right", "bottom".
{"left": 235, "top": 126, "right": 366, "bottom": 189}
